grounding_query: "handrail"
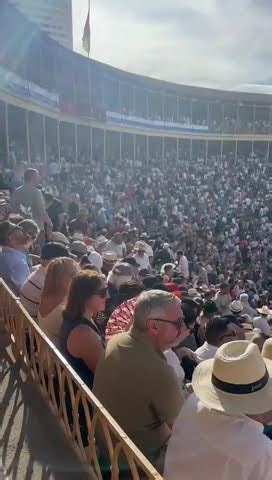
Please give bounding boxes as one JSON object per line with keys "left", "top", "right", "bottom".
{"left": 0, "top": 280, "right": 162, "bottom": 480}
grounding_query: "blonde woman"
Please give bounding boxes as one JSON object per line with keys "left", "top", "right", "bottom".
{"left": 38, "top": 257, "right": 79, "bottom": 348}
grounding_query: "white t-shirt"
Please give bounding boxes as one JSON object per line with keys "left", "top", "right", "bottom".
{"left": 164, "top": 349, "right": 185, "bottom": 389}
{"left": 194, "top": 341, "right": 218, "bottom": 362}
{"left": 133, "top": 252, "right": 150, "bottom": 270}
{"left": 164, "top": 393, "right": 272, "bottom": 480}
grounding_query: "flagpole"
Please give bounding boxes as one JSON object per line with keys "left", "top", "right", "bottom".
{"left": 82, "top": 0, "right": 91, "bottom": 58}
{"left": 88, "top": 0, "right": 90, "bottom": 58}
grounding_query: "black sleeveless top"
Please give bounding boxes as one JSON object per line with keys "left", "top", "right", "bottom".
{"left": 60, "top": 315, "right": 105, "bottom": 389}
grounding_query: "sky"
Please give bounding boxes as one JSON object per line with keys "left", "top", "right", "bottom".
{"left": 72, "top": 0, "right": 272, "bottom": 92}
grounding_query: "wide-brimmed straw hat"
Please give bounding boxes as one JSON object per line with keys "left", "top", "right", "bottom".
{"left": 257, "top": 306, "right": 271, "bottom": 316}
{"left": 192, "top": 340, "right": 272, "bottom": 415}
{"left": 262, "top": 338, "right": 272, "bottom": 361}
{"left": 230, "top": 300, "right": 243, "bottom": 313}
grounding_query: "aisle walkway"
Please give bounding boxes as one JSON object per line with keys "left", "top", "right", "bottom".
{"left": 0, "top": 332, "right": 88, "bottom": 480}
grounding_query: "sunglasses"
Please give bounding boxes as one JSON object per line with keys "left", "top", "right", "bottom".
{"left": 93, "top": 287, "right": 108, "bottom": 298}
{"left": 151, "top": 317, "right": 186, "bottom": 329}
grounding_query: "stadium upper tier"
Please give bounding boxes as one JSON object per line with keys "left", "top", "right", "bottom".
{"left": 1, "top": 0, "right": 272, "bottom": 139}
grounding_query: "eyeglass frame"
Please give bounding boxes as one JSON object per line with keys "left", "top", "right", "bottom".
{"left": 149, "top": 317, "right": 186, "bottom": 329}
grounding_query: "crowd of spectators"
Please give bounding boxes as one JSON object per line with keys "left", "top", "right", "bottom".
{"left": 0, "top": 138, "right": 271, "bottom": 479}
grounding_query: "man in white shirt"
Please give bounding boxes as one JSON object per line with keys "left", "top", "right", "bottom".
{"left": 164, "top": 341, "right": 272, "bottom": 480}
{"left": 177, "top": 250, "right": 189, "bottom": 279}
{"left": 253, "top": 307, "right": 271, "bottom": 336}
{"left": 195, "top": 317, "right": 236, "bottom": 362}
{"left": 214, "top": 283, "right": 231, "bottom": 315}
{"left": 133, "top": 241, "right": 151, "bottom": 271}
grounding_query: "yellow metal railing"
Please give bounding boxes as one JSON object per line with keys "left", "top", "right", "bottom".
{"left": 0, "top": 280, "right": 162, "bottom": 480}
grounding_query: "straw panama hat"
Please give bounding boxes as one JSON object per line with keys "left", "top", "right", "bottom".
{"left": 192, "top": 341, "right": 272, "bottom": 415}
{"left": 230, "top": 300, "right": 243, "bottom": 313}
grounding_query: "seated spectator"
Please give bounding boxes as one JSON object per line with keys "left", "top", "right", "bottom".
{"left": 101, "top": 251, "right": 118, "bottom": 275}
{"left": 18, "top": 219, "right": 39, "bottom": 267}
{"left": 164, "top": 341, "right": 272, "bottom": 480}
{"left": 175, "top": 302, "right": 198, "bottom": 354}
{"left": 107, "top": 262, "right": 133, "bottom": 290}
{"left": 133, "top": 241, "right": 151, "bottom": 270}
{"left": 229, "top": 300, "right": 249, "bottom": 324}
{"left": 60, "top": 270, "right": 107, "bottom": 389}
{"left": 20, "top": 242, "right": 72, "bottom": 321}
{"left": 38, "top": 257, "right": 78, "bottom": 347}
{"left": 195, "top": 300, "right": 218, "bottom": 347}
{"left": 50, "top": 231, "right": 70, "bottom": 247}
{"left": 104, "top": 233, "right": 127, "bottom": 258}
{"left": 0, "top": 221, "right": 30, "bottom": 294}
{"left": 70, "top": 240, "right": 88, "bottom": 262}
{"left": 105, "top": 281, "right": 143, "bottom": 341}
{"left": 153, "top": 244, "right": 172, "bottom": 270}
{"left": 253, "top": 306, "right": 271, "bottom": 336}
{"left": 18, "top": 219, "right": 39, "bottom": 244}
{"left": 123, "top": 256, "right": 139, "bottom": 279}
{"left": 194, "top": 316, "right": 236, "bottom": 362}
{"left": 161, "top": 263, "right": 175, "bottom": 282}
{"left": 239, "top": 293, "right": 257, "bottom": 319}
{"left": 214, "top": 283, "right": 231, "bottom": 315}
{"left": 69, "top": 207, "right": 89, "bottom": 235}
{"left": 93, "top": 290, "right": 187, "bottom": 469}
{"left": 222, "top": 315, "right": 246, "bottom": 340}
{"left": 107, "top": 262, "right": 134, "bottom": 310}
{"left": 87, "top": 248, "right": 103, "bottom": 272}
